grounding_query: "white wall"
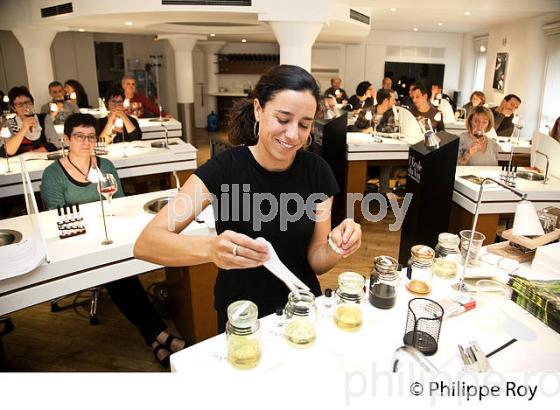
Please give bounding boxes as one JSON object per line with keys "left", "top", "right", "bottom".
{"left": 483, "top": 13, "right": 560, "bottom": 139}
{"left": 51, "top": 32, "right": 99, "bottom": 105}
{"left": 0, "top": 30, "right": 28, "bottom": 93}
{"left": 361, "top": 30, "right": 464, "bottom": 97}
{"left": 93, "top": 33, "right": 177, "bottom": 116}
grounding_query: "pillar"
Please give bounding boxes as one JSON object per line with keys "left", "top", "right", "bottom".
{"left": 269, "top": 21, "right": 323, "bottom": 72}
{"left": 12, "top": 28, "right": 57, "bottom": 108}
{"left": 160, "top": 34, "right": 205, "bottom": 143}
{"left": 198, "top": 41, "right": 226, "bottom": 118}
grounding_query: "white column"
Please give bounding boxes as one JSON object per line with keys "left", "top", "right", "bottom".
{"left": 269, "top": 21, "right": 323, "bottom": 72}
{"left": 198, "top": 41, "right": 226, "bottom": 116}
{"left": 12, "top": 28, "right": 57, "bottom": 108}
{"left": 159, "top": 34, "right": 205, "bottom": 143}
{"left": 458, "top": 32, "right": 476, "bottom": 107}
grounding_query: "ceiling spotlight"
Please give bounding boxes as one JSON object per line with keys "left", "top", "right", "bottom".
{"left": 464, "top": 11, "right": 471, "bottom": 16}
{"left": 437, "top": 22, "right": 443, "bottom": 26}
{"left": 390, "top": 8, "right": 397, "bottom": 12}
{"left": 413, "top": 27, "right": 419, "bottom": 32}
{"left": 241, "top": 38, "right": 247, "bottom": 43}
{"left": 78, "top": 28, "right": 85, "bottom": 32}
{"left": 125, "top": 21, "right": 133, "bottom": 26}
{"left": 210, "top": 33, "right": 216, "bottom": 37}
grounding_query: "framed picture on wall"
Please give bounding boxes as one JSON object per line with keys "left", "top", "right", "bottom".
{"left": 492, "top": 52, "right": 508, "bottom": 92}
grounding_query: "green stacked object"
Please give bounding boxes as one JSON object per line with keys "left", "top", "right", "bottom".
{"left": 508, "top": 275, "right": 560, "bottom": 334}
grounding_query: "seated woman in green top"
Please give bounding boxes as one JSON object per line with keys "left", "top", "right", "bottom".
{"left": 40, "top": 113, "right": 185, "bottom": 368}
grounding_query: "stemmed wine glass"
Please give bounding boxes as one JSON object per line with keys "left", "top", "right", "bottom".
{"left": 1, "top": 118, "right": 12, "bottom": 173}
{"left": 97, "top": 173, "right": 118, "bottom": 216}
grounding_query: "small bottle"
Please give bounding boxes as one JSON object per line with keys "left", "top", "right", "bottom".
{"left": 75, "top": 204, "right": 82, "bottom": 221}
{"left": 67, "top": 205, "right": 75, "bottom": 223}
{"left": 57, "top": 207, "right": 64, "bottom": 227}
{"left": 284, "top": 290, "right": 317, "bottom": 348}
{"left": 323, "top": 288, "right": 333, "bottom": 309}
{"left": 63, "top": 206, "right": 69, "bottom": 225}
{"left": 225, "top": 300, "right": 261, "bottom": 370}
{"left": 274, "top": 306, "right": 285, "bottom": 327}
{"left": 334, "top": 272, "right": 365, "bottom": 332}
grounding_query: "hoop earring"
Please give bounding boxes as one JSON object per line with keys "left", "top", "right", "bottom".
{"left": 253, "top": 120, "right": 259, "bottom": 140}
{"left": 303, "top": 134, "right": 313, "bottom": 148}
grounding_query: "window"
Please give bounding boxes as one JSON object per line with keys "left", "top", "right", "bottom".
{"left": 472, "top": 36, "right": 488, "bottom": 93}
{"left": 539, "top": 22, "right": 560, "bottom": 134}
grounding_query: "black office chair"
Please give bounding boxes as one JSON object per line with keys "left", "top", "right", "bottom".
{"left": 50, "top": 288, "right": 101, "bottom": 325}
{"left": 0, "top": 317, "right": 15, "bottom": 336}
{"left": 210, "top": 138, "right": 232, "bottom": 159}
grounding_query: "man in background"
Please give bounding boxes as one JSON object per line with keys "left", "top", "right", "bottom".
{"left": 491, "top": 94, "right": 521, "bottom": 136}
{"left": 122, "top": 75, "right": 169, "bottom": 119}
{"left": 40, "top": 81, "right": 80, "bottom": 125}
{"left": 430, "top": 82, "right": 456, "bottom": 112}
{"left": 409, "top": 84, "right": 445, "bottom": 132}
{"left": 323, "top": 76, "right": 349, "bottom": 104}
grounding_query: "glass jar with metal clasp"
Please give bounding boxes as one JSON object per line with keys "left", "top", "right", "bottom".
{"left": 406, "top": 245, "right": 435, "bottom": 295}
{"left": 226, "top": 300, "right": 261, "bottom": 370}
{"left": 334, "top": 272, "right": 366, "bottom": 332}
{"left": 284, "top": 289, "right": 317, "bottom": 348}
{"left": 433, "top": 232, "right": 461, "bottom": 279}
{"left": 369, "top": 255, "right": 401, "bottom": 309}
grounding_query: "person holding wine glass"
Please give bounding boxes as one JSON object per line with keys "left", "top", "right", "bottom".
{"left": 457, "top": 106, "right": 499, "bottom": 166}
{"left": 40, "top": 113, "right": 186, "bottom": 368}
{"left": 64, "top": 79, "right": 90, "bottom": 109}
{"left": 0, "top": 86, "right": 58, "bottom": 157}
{"left": 98, "top": 87, "right": 142, "bottom": 144}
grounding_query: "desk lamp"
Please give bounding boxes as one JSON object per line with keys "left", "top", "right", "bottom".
{"left": 454, "top": 178, "right": 544, "bottom": 292}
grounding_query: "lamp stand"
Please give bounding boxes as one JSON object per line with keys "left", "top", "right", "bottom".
{"left": 453, "top": 177, "right": 526, "bottom": 292}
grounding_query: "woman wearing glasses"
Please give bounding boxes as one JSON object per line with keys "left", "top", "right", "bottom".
{"left": 40, "top": 113, "right": 186, "bottom": 368}
{"left": 0, "top": 86, "right": 58, "bottom": 157}
{"left": 98, "top": 87, "right": 142, "bottom": 144}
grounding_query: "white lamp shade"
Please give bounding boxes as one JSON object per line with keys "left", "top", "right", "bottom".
{"left": 512, "top": 200, "right": 544, "bottom": 236}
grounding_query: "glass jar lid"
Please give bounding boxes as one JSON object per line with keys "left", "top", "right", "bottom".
{"left": 227, "top": 300, "right": 258, "bottom": 329}
{"left": 338, "top": 272, "right": 365, "bottom": 294}
{"left": 437, "top": 232, "right": 460, "bottom": 248}
{"left": 373, "top": 255, "right": 399, "bottom": 274}
{"left": 286, "top": 289, "right": 316, "bottom": 316}
{"left": 411, "top": 245, "right": 435, "bottom": 261}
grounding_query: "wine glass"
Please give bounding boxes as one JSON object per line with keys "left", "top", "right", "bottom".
{"left": 1, "top": 119, "right": 12, "bottom": 173}
{"left": 97, "top": 173, "right": 118, "bottom": 216}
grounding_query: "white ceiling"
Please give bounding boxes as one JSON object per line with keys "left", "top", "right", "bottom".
{"left": 14, "top": 0, "right": 560, "bottom": 42}
{"left": 350, "top": 0, "right": 560, "bottom": 33}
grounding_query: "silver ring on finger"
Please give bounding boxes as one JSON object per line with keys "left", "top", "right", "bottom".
{"left": 232, "top": 243, "right": 239, "bottom": 257}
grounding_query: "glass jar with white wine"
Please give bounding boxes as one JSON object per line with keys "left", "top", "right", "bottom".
{"left": 225, "top": 300, "right": 262, "bottom": 370}
{"left": 284, "top": 289, "right": 317, "bottom": 348}
{"left": 334, "top": 272, "right": 366, "bottom": 332}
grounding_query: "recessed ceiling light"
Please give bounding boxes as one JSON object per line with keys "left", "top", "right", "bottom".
{"left": 241, "top": 39, "right": 247, "bottom": 43}
{"left": 125, "top": 21, "right": 133, "bottom": 26}
{"left": 413, "top": 27, "right": 419, "bottom": 32}
{"left": 437, "top": 22, "right": 443, "bottom": 26}
{"left": 390, "top": 8, "right": 397, "bottom": 12}
{"left": 78, "top": 28, "right": 85, "bottom": 32}
{"left": 464, "top": 11, "right": 471, "bottom": 16}
{"left": 210, "top": 33, "right": 216, "bottom": 37}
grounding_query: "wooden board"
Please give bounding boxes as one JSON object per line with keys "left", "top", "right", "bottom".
{"left": 501, "top": 228, "right": 560, "bottom": 250}
{"left": 486, "top": 241, "right": 535, "bottom": 263}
